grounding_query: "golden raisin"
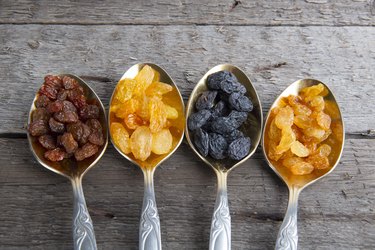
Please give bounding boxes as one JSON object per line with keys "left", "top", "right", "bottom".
{"left": 291, "top": 141, "right": 309, "bottom": 157}
{"left": 111, "top": 122, "right": 131, "bottom": 154}
{"left": 151, "top": 129, "right": 173, "bottom": 155}
{"left": 145, "top": 82, "right": 172, "bottom": 97}
{"left": 276, "top": 127, "right": 296, "bottom": 154}
{"left": 149, "top": 97, "right": 167, "bottom": 133}
{"left": 114, "top": 79, "right": 137, "bottom": 103}
{"left": 316, "top": 111, "right": 331, "bottom": 130}
{"left": 275, "top": 106, "right": 294, "bottom": 130}
{"left": 130, "top": 126, "right": 152, "bottom": 161}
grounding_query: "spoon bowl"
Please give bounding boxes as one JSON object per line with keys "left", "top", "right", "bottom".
{"left": 27, "top": 74, "right": 108, "bottom": 250}
{"left": 185, "top": 64, "right": 263, "bottom": 250}
{"left": 109, "top": 63, "right": 185, "bottom": 250}
{"left": 262, "top": 79, "right": 344, "bottom": 250}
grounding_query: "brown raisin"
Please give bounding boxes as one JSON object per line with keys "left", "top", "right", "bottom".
{"left": 49, "top": 117, "right": 65, "bottom": 133}
{"left": 35, "top": 95, "right": 51, "bottom": 108}
{"left": 32, "top": 108, "right": 50, "bottom": 122}
{"left": 79, "top": 105, "right": 99, "bottom": 120}
{"left": 44, "top": 75, "right": 63, "bottom": 89}
{"left": 86, "top": 119, "right": 102, "bottom": 131}
{"left": 61, "top": 132, "right": 78, "bottom": 154}
{"left": 62, "top": 76, "right": 79, "bottom": 90}
{"left": 88, "top": 130, "right": 104, "bottom": 146}
{"left": 44, "top": 148, "right": 66, "bottom": 161}
{"left": 74, "top": 143, "right": 98, "bottom": 161}
{"left": 54, "top": 111, "right": 79, "bottom": 123}
{"left": 46, "top": 100, "right": 63, "bottom": 114}
{"left": 68, "top": 88, "right": 86, "bottom": 109}
{"left": 57, "top": 89, "right": 68, "bottom": 101}
{"left": 67, "top": 122, "right": 91, "bottom": 145}
{"left": 39, "top": 84, "right": 57, "bottom": 100}
{"left": 62, "top": 100, "right": 77, "bottom": 113}
{"left": 38, "top": 135, "right": 56, "bottom": 150}
{"left": 29, "top": 120, "right": 49, "bottom": 136}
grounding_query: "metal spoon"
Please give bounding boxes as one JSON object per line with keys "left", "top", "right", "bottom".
{"left": 27, "top": 74, "right": 108, "bottom": 250}
{"left": 109, "top": 63, "right": 185, "bottom": 250}
{"left": 262, "top": 79, "right": 345, "bottom": 250}
{"left": 185, "top": 64, "right": 263, "bottom": 250}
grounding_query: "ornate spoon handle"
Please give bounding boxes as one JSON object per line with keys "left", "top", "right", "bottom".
{"left": 275, "top": 187, "right": 300, "bottom": 250}
{"left": 209, "top": 171, "right": 231, "bottom": 250}
{"left": 71, "top": 177, "right": 97, "bottom": 250}
{"left": 139, "top": 168, "right": 161, "bottom": 250}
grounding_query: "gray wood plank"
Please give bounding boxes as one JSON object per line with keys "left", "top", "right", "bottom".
{"left": 0, "top": 0, "right": 374, "bottom": 26}
{"left": 0, "top": 25, "right": 374, "bottom": 135}
{"left": 0, "top": 137, "right": 374, "bottom": 249}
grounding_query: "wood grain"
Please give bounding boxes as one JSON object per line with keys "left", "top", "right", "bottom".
{"left": 0, "top": 137, "right": 374, "bottom": 249}
{"left": 0, "top": 25, "right": 374, "bottom": 135}
{"left": 0, "top": 0, "right": 374, "bottom": 26}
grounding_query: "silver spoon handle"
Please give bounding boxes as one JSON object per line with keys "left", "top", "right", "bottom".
{"left": 71, "top": 177, "right": 97, "bottom": 250}
{"left": 139, "top": 169, "right": 161, "bottom": 250}
{"left": 275, "top": 187, "right": 300, "bottom": 250}
{"left": 209, "top": 172, "right": 231, "bottom": 250}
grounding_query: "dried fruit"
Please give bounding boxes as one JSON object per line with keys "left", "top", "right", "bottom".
{"left": 228, "top": 110, "right": 248, "bottom": 127}
{"left": 110, "top": 122, "right": 131, "bottom": 154}
{"left": 88, "top": 130, "right": 104, "bottom": 146}
{"left": 294, "top": 115, "right": 313, "bottom": 129}
{"left": 208, "top": 133, "right": 228, "bottom": 159}
{"left": 130, "top": 126, "right": 152, "bottom": 161}
{"left": 211, "top": 101, "right": 228, "bottom": 118}
{"left": 29, "top": 120, "right": 49, "bottom": 136}
{"left": 124, "top": 113, "right": 144, "bottom": 130}
{"left": 210, "top": 117, "right": 238, "bottom": 134}
{"left": 61, "top": 132, "right": 78, "bottom": 154}
{"left": 316, "top": 111, "right": 331, "bottom": 130}
{"left": 54, "top": 111, "right": 79, "bottom": 123}
{"left": 276, "top": 127, "right": 296, "bottom": 154}
{"left": 228, "top": 92, "right": 253, "bottom": 112}
{"left": 195, "top": 91, "right": 218, "bottom": 110}
{"left": 207, "top": 71, "right": 238, "bottom": 90}
{"left": 149, "top": 97, "right": 167, "bottom": 133}
{"left": 151, "top": 129, "right": 172, "bottom": 155}
{"left": 35, "top": 95, "right": 50, "bottom": 108}
{"left": 193, "top": 128, "right": 209, "bottom": 157}
{"left": 133, "top": 65, "right": 154, "bottom": 96}
{"left": 38, "top": 135, "right": 56, "bottom": 150}
{"left": 86, "top": 119, "right": 102, "bottom": 131}
{"left": 307, "top": 154, "right": 329, "bottom": 170}
{"left": 32, "top": 108, "right": 50, "bottom": 122}
{"left": 188, "top": 109, "right": 212, "bottom": 131}
{"left": 227, "top": 137, "right": 251, "bottom": 160}
{"left": 275, "top": 106, "right": 294, "bottom": 129}
{"left": 164, "top": 104, "right": 178, "bottom": 120}
{"left": 114, "top": 79, "right": 137, "bottom": 103}
{"left": 46, "top": 100, "right": 63, "bottom": 114}
{"left": 145, "top": 82, "right": 172, "bottom": 97}
{"left": 223, "top": 129, "right": 244, "bottom": 143}
{"left": 74, "top": 143, "right": 99, "bottom": 161}
{"left": 79, "top": 105, "right": 99, "bottom": 120}
{"left": 62, "top": 76, "right": 79, "bottom": 90}
{"left": 49, "top": 117, "right": 65, "bottom": 133}
{"left": 62, "top": 100, "right": 77, "bottom": 113}
{"left": 45, "top": 148, "right": 66, "bottom": 162}
{"left": 315, "top": 144, "right": 331, "bottom": 157}
{"left": 290, "top": 141, "right": 309, "bottom": 157}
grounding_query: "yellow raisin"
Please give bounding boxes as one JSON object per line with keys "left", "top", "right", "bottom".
{"left": 151, "top": 128, "right": 173, "bottom": 155}
{"left": 149, "top": 97, "right": 167, "bottom": 133}
{"left": 291, "top": 141, "right": 310, "bottom": 157}
{"left": 115, "top": 98, "right": 139, "bottom": 119}
{"left": 276, "top": 127, "right": 296, "bottom": 154}
{"left": 294, "top": 115, "right": 313, "bottom": 129}
{"left": 292, "top": 104, "right": 312, "bottom": 116}
{"left": 130, "top": 126, "right": 152, "bottom": 161}
{"left": 145, "top": 82, "right": 173, "bottom": 97}
{"left": 268, "top": 119, "right": 282, "bottom": 142}
{"left": 300, "top": 83, "right": 324, "bottom": 98}
{"left": 164, "top": 104, "right": 178, "bottom": 120}
{"left": 114, "top": 79, "right": 137, "bottom": 103}
{"left": 133, "top": 65, "right": 154, "bottom": 97}
{"left": 316, "top": 111, "right": 331, "bottom": 130}
{"left": 308, "top": 96, "right": 325, "bottom": 111}
{"left": 307, "top": 154, "right": 329, "bottom": 170}
{"left": 267, "top": 140, "right": 283, "bottom": 161}
{"left": 315, "top": 144, "right": 331, "bottom": 157}
{"left": 275, "top": 105, "right": 294, "bottom": 129}
{"left": 110, "top": 122, "right": 131, "bottom": 154}
{"left": 303, "top": 127, "right": 326, "bottom": 139}
{"left": 124, "top": 113, "right": 145, "bottom": 130}
{"left": 289, "top": 162, "right": 314, "bottom": 175}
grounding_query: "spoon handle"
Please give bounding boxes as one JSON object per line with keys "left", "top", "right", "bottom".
{"left": 139, "top": 168, "right": 162, "bottom": 250}
{"left": 71, "top": 177, "right": 97, "bottom": 250}
{"left": 209, "top": 171, "right": 231, "bottom": 250}
{"left": 275, "top": 187, "right": 300, "bottom": 250}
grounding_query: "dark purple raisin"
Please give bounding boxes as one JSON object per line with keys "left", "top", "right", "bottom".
{"left": 39, "top": 84, "right": 57, "bottom": 100}
{"left": 38, "top": 135, "right": 57, "bottom": 150}
{"left": 28, "top": 120, "right": 49, "bottom": 136}
{"left": 44, "top": 148, "right": 66, "bottom": 161}
{"left": 46, "top": 100, "right": 64, "bottom": 114}
{"left": 208, "top": 133, "right": 228, "bottom": 159}
{"left": 188, "top": 109, "right": 212, "bottom": 131}
{"left": 228, "top": 92, "right": 253, "bottom": 112}
{"left": 79, "top": 105, "right": 99, "bottom": 120}
{"left": 228, "top": 137, "right": 251, "bottom": 160}
{"left": 54, "top": 111, "right": 79, "bottom": 123}
{"left": 32, "top": 108, "right": 50, "bottom": 122}
{"left": 57, "top": 89, "right": 68, "bottom": 101}
{"left": 49, "top": 117, "right": 65, "bottom": 133}
{"left": 207, "top": 71, "right": 238, "bottom": 90}
{"left": 193, "top": 128, "right": 209, "bottom": 157}
{"left": 211, "top": 101, "right": 229, "bottom": 118}
{"left": 210, "top": 117, "right": 238, "bottom": 134}
{"left": 74, "top": 143, "right": 99, "bottom": 161}
{"left": 62, "top": 76, "right": 80, "bottom": 90}
{"left": 223, "top": 129, "right": 244, "bottom": 143}
{"left": 61, "top": 132, "right": 78, "bottom": 154}
{"left": 195, "top": 91, "right": 218, "bottom": 110}
{"left": 220, "top": 80, "right": 246, "bottom": 95}
{"left": 35, "top": 95, "right": 51, "bottom": 108}
{"left": 86, "top": 119, "right": 102, "bottom": 131}
{"left": 228, "top": 110, "right": 248, "bottom": 127}
{"left": 88, "top": 130, "right": 104, "bottom": 146}
{"left": 62, "top": 100, "right": 77, "bottom": 113}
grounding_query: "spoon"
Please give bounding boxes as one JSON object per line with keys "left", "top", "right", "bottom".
{"left": 185, "top": 64, "right": 263, "bottom": 250}
{"left": 262, "top": 79, "right": 345, "bottom": 250}
{"left": 27, "top": 74, "right": 108, "bottom": 250}
{"left": 109, "top": 63, "right": 185, "bottom": 250}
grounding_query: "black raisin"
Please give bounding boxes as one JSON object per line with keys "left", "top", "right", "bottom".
{"left": 195, "top": 91, "right": 218, "bottom": 110}
{"left": 228, "top": 92, "right": 253, "bottom": 112}
{"left": 188, "top": 109, "right": 212, "bottom": 131}
{"left": 207, "top": 71, "right": 238, "bottom": 90}
{"left": 228, "top": 110, "right": 248, "bottom": 127}
{"left": 208, "top": 133, "right": 228, "bottom": 159}
{"left": 228, "top": 137, "right": 251, "bottom": 160}
{"left": 223, "top": 129, "right": 244, "bottom": 143}
{"left": 220, "top": 80, "right": 246, "bottom": 95}
{"left": 49, "top": 117, "right": 65, "bottom": 133}
{"left": 210, "top": 117, "right": 238, "bottom": 134}
{"left": 193, "top": 128, "right": 209, "bottom": 157}
{"left": 211, "top": 101, "right": 229, "bottom": 118}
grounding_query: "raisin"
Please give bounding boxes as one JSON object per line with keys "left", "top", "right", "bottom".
{"left": 88, "top": 130, "right": 104, "bottom": 146}
{"left": 29, "top": 120, "right": 49, "bottom": 136}
{"left": 124, "top": 113, "right": 144, "bottom": 130}
{"left": 74, "top": 143, "right": 98, "bottom": 161}
{"left": 67, "top": 122, "right": 91, "bottom": 145}
{"left": 57, "top": 89, "right": 68, "bottom": 101}
{"left": 44, "top": 75, "right": 63, "bottom": 89}
{"left": 54, "top": 111, "right": 79, "bottom": 123}
{"left": 32, "top": 108, "right": 50, "bottom": 122}
{"left": 188, "top": 109, "right": 212, "bottom": 131}
{"left": 223, "top": 129, "right": 244, "bottom": 143}
{"left": 62, "top": 100, "right": 77, "bottom": 113}
{"left": 228, "top": 92, "right": 253, "bottom": 112}
{"left": 130, "top": 126, "right": 152, "bottom": 161}
{"left": 220, "top": 80, "right": 246, "bottom": 95}
{"left": 195, "top": 91, "right": 218, "bottom": 110}
{"left": 46, "top": 100, "right": 63, "bottom": 114}
{"left": 151, "top": 129, "right": 172, "bottom": 155}
{"left": 193, "top": 128, "right": 209, "bottom": 157}
{"left": 44, "top": 148, "right": 66, "bottom": 161}
{"left": 210, "top": 117, "right": 238, "bottom": 134}
{"left": 79, "top": 123, "right": 92, "bottom": 145}
{"left": 35, "top": 95, "right": 51, "bottom": 108}
{"left": 39, "top": 84, "right": 58, "bottom": 100}
{"left": 62, "top": 76, "right": 79, "bottom": 90}
{"left": 211, "top": 101, "right": 229, "bottom": 118}
{"left": 68, "top": 88, "right": 86, "bottom": 109}
{"left": 228, "top": 110, "right": 248, "bottom": 127}
{"left": 228, "top": 137, "right": 251, "bottom": 160}
{"left": 79, "top": 105, "right": 99, "bottom": 120}
{"left": 207, "top": 71, "right": 238, "bottom": 90}
{"left": 61, "top": 132, "right": 78, "bottom": 154}
{"left": 49, "top": 117, "right": 65, "bottom": 133}
{"left": 208, "top": 133, "right": 228, "bottom": 159}
{"left": 38, "top": 135, "right": 56, "bottom": 150}
{"left": 86, "top": 119, "right": 102, "bottom": 131}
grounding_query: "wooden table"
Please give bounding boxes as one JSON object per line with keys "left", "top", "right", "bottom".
{"left": 0, "top": 1, "right": 374, "bottom": 249}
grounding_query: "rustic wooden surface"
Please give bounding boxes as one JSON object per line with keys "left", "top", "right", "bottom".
{"left": 0, "top": 1, "right": 374, "bottom": 249}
